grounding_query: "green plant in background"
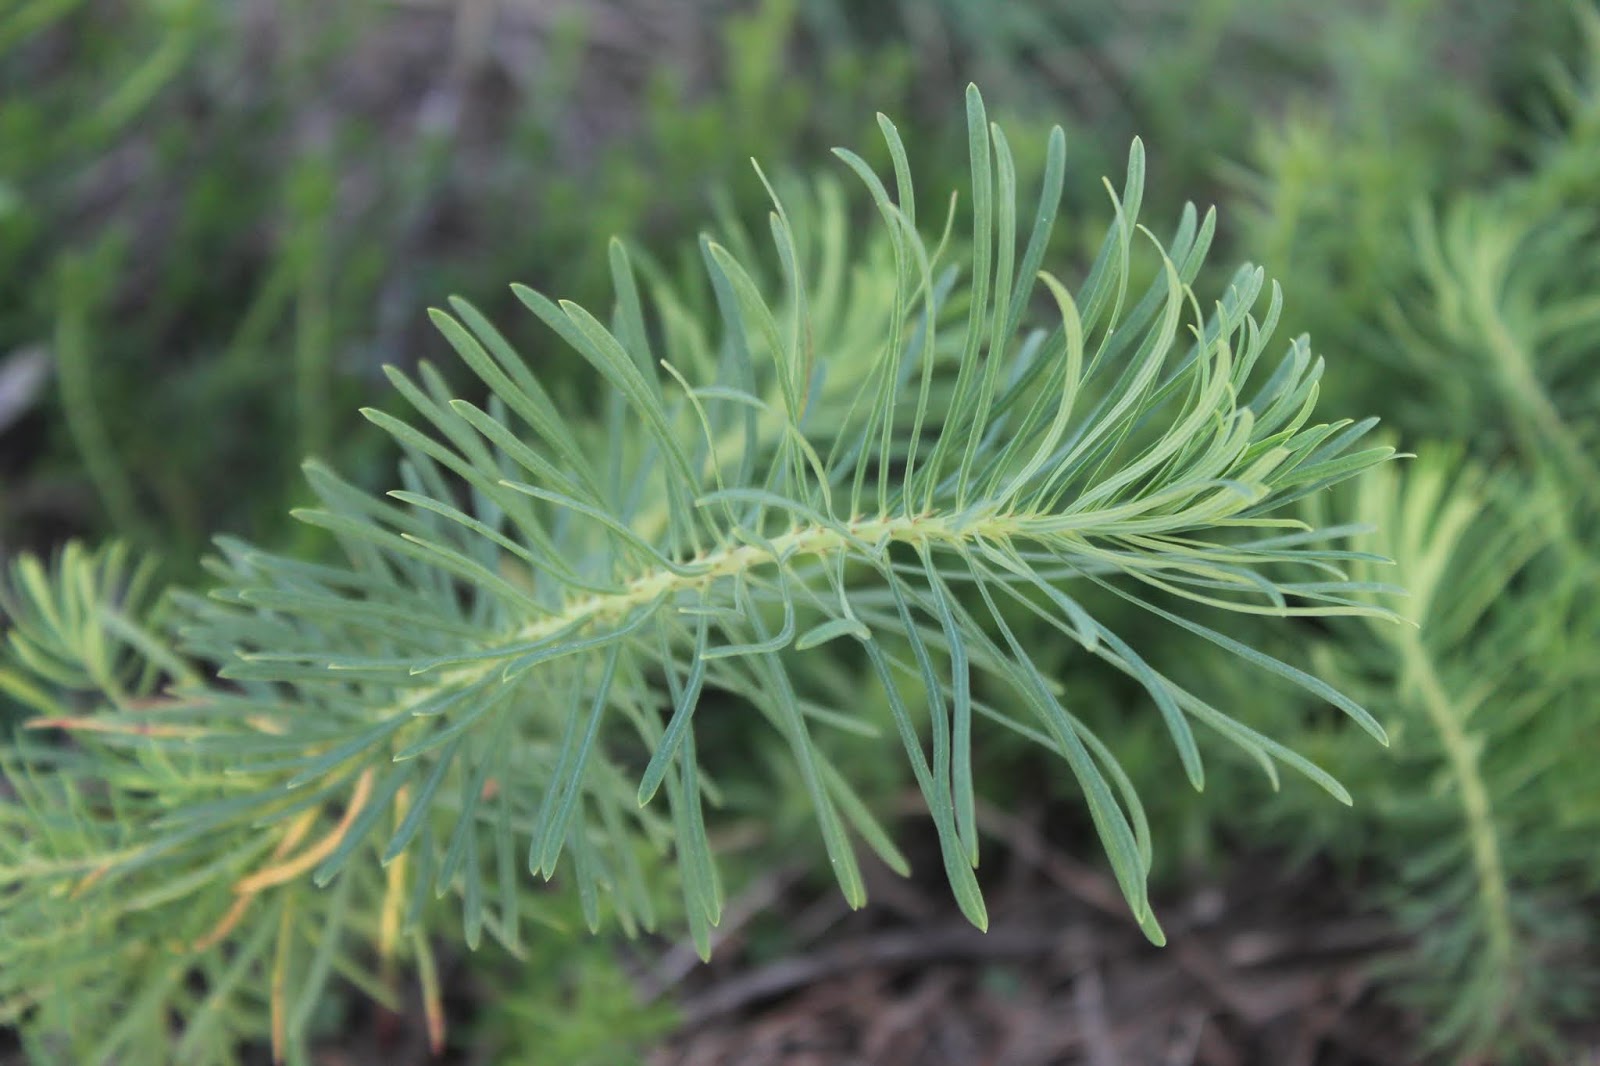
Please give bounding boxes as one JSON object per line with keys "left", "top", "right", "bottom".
{"left": 0, "top": 0, "right": 923, "bottom": 566}
{"left": 0, "top": 88, "right": 1400, "bottom": 1063}
{"left": 1301, "top": 455, "right": 1597, "bottom": 1062}
{"left": 1399, "top": 200, "right": 1600, "bottom": 506}
{"left": 1285, "top": 159, "right": 1600, "bottom": 1066}
{"left": 1220, "top": 0, "right": 1517, "bottom": 395}
{"left": 1204, "top": 9, "right": 1600, "bottom": 1061}
{"left": 481, "top": 940, "right": 679, "bottom": 1066}
{"left": 1, "top": 0, "right": 363, "bottom": 555}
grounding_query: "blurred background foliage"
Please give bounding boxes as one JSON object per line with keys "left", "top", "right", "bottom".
{"left": 3, "top": 0, "right": 1597, "bottom": 1063}
{"left": 0, "top": 0, "right": 1581, "bottom": 557}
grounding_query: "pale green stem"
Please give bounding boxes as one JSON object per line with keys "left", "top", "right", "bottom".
{"left": 1398, "top": 629, "right": 1515, "bottom": 981}
{"left": 367, "top": 509, "right": 1030, "bottom": 763}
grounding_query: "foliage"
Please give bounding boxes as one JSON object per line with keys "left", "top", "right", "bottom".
{"left": 4, "top": 2, "right": 1598, "bottom": 1064}
{"left": 0, "top": 86, "right": 1402, "bottom": 1062}
{"left": 1209, "top": 8, "right": 1600, "bottom": 1060}
{"left": 2, "top": 1, "right": 373, "bottom": 553}
{"left": 1310, "top": 455, "right": 1596, "bottom": 1062}
{"left": 480, "top": 944, "right": 679, "bottom": 1066}
{"left": 0, "top": 0, "right": 913, "bottom": 560}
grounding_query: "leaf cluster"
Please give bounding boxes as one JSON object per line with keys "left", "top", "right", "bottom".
{"left": 0, "top": 87, "right": 1398, "bottom": 1062}
{"left": 1220, "top": 11, "right": 1600, "bottom": 1057}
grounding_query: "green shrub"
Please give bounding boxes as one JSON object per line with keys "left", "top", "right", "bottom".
{"left": 6, "top": 3, "right": 1598, "bottom": 1063}
{"left": 0, "top": 87, "right": 1398, "bottom": 1063}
